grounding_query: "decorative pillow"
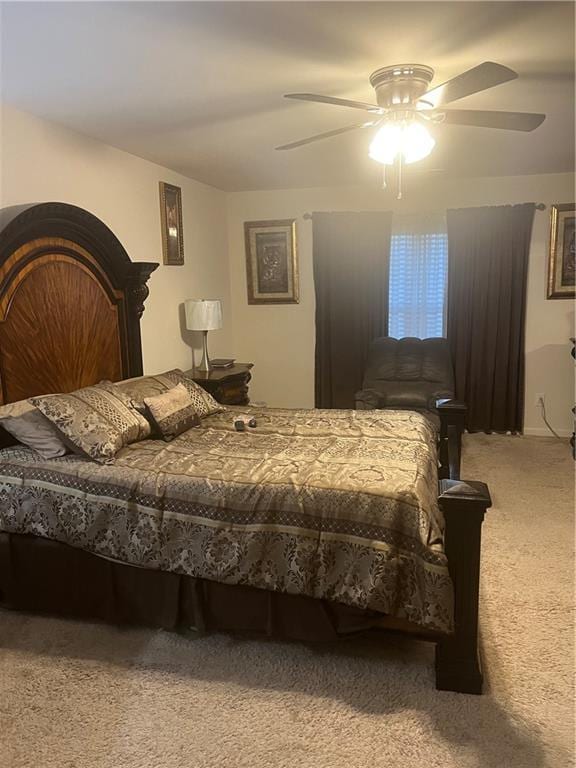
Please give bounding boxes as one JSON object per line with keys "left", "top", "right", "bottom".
{"left": 0, "top": 400, "right": 68, "bottom": 459}
{"left": 115, "top": 372, "right": 175, "bottom": 404}
{"left": 143, "top": 384, "right": 200, "bottom": 441}
{"left": 117, "top": 369, "right": 223, "bottom": 419}
{"left": 164, "top": 370, "right": 224, "bottom": 419}
{"left": 30, "top": 382, "right": 151, "bottom": 463}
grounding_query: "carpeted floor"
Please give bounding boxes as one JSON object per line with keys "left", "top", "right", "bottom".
{"left": 0, "top": 435, "right": 573, "bottom": 768}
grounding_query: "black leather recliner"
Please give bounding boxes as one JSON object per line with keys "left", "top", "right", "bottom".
{"left": 355, "top": 337, "right": 455, "bottom": 425}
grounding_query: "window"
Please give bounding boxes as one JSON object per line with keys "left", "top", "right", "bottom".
{"left": 388, "top": 215, "right": 448, "bottom": 339}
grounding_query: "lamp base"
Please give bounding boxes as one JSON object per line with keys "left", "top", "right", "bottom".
{"left": 197, "top": 330, "right": 211, "bottom": 372}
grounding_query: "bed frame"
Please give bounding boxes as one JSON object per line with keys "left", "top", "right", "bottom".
{"left": 0, "top": 203, "right": 491, "bottom": 694}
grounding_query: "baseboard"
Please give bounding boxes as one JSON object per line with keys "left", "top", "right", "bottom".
{"left": 523, "top": 427, "right": 572, "bottom": 438}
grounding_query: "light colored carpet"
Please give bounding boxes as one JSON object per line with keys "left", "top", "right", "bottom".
{"left": 0, "top": 435, "right": 573, "bottom": 768}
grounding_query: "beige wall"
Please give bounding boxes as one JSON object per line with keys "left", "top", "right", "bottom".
{"left": 0, "top": 103, "right": 234, "bottom": 374}
{"left": 227, "top": 173, "right": 575, "bottom": 435}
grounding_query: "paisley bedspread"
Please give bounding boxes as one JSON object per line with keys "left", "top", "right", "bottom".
{"left": 0, "top": 406, "right": 453, "bottom": 632}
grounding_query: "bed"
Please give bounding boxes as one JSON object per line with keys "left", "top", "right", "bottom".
{"left": 0, "top": 202, "right": 491, "bottom": 694}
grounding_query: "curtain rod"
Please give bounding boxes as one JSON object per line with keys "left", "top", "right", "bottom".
{"left": 302, "top": 203, "right": 547, "bottom": 220}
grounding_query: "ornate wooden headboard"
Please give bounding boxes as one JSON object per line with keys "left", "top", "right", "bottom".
{"left": 0, "top": 202, "right": 157, "bottom": 407}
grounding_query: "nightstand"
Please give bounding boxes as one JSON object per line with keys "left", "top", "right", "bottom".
{"left": 185, "top": 364, "right": 253, "bottom": 406}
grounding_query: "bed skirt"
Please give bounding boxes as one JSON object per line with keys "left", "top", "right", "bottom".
{"left": 0, "top": 533, "right": 438, "bottom": 641}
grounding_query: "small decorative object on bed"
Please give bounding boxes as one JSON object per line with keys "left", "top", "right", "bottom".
{"left": 159, "top": 181, "right": 184, "bottom": 265}
{"left": 185, "top": 299, "right": 223, "bottom": 371}
{"left": 548, "top": 203, "right": 575, "bottom": 299}
{"left": 244, "top": 219, "right": 299, "bottom": 304}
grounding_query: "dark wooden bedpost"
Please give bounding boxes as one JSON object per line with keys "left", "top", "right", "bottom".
{"left": 436, "top": 399, "right": 467, "bottom": 480}
{"left": 125, "top": 262, "right": 158, "bottom": 377}
{"left": 436, "top": 479, "right": 491, "bottom": 694}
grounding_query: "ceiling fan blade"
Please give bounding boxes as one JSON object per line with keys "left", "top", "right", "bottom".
{"left": 440, "top": 109, "right": 546, "bottom": 132}
{"left": 418, "top": 62, "right": 518, "bottom": 108}
{"left": 275, "top": 121, "right": 376, "bottom": 150}
{"left": 285, "top": 93, "right": 384, "bottom": 114}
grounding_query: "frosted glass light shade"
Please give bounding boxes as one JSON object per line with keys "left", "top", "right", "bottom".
{"left": 185, "top": 299, "right": 223, "bottom": 331}
{"left": 369, "top": 121, "right": 435, "bottom": 166}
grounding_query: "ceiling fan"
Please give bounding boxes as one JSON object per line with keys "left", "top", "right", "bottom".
{"left": 276, "top": 62, "right": 546, "bottom": 196}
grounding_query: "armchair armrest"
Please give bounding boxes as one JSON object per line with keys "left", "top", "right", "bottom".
{"left": 436, "top": 399, "right": 467, "bottom": 481}
{"left": 436, "top": 398, "right": 467, "bottom": 417}
{"left": 355, "top": 389, "right": 383, "bottom": 410}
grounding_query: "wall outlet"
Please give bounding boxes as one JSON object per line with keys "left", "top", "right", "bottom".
{"left": 535, "top": 392, "right": 546, "bottom": 407}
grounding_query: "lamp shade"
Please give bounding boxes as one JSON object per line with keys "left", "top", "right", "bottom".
{"left": 185, "top": 299, "right": 222, "bottom": 331}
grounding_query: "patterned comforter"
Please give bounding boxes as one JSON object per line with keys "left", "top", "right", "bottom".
{"left": 0, "top": 406, "right": 453, "bottom": 632}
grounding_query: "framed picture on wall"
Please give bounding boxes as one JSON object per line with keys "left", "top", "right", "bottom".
{"left": 159, "top": 182, "right": 184, "bottom": 265}
{"left": 547, "top": 203, "right": 575, "bottom": 299}
{"left": 244, "top": 219, "right": 299, "bottom": 304}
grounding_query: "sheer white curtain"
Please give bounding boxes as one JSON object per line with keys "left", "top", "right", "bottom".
{"left": 388, "top": 212, "right": 448, "bottom": 339}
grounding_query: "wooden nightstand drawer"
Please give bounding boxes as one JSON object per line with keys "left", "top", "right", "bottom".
{"left": 185, "top": 364, "right": 253, "bottom": 406}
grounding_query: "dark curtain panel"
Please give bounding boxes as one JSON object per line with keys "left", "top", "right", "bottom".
{"left": 446, "top": 203, "right": 535, "bottom": 433}
{"left": 313, "top": 211, "right": 392, "bottom": 408}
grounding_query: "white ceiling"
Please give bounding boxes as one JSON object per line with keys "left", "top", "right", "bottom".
{"left": 1, "top": 1, "right": 574, "bottom": 191}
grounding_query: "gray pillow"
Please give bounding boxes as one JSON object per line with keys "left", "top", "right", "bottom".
{"left": 0, "top": 400, "right": 68, "bottom": 459}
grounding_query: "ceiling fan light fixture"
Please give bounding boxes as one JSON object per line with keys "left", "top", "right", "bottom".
{"left": 368, "top": 120, "right": 435, "bottom": 165}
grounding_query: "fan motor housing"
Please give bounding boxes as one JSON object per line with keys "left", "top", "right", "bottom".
{"left": 370, "top": 64, "right": 434, "bottom": 108}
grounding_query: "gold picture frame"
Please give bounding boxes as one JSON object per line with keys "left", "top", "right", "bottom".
{"left": 159, "top": 182, "right": 184, "bottom": 265}
{"left": 244, "top": 219, "right": 299, "bottom": 304}
{"left": 547, "top": 203, "right": 575, "bottom": 299}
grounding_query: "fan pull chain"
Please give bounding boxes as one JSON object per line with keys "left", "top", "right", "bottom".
{"left": 397, "top": 155, "right": 403, "bottom": 200}
{"left": 381, "top": 165, "right": 387, "bottom": 190}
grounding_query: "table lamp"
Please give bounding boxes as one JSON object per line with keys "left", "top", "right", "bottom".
{"left": 185, "top": 299, "right": 222, "bottom": 372}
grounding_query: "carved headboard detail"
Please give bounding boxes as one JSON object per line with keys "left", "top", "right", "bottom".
{"left": 0, "top": 202, "right": 158, "bottom": 408}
